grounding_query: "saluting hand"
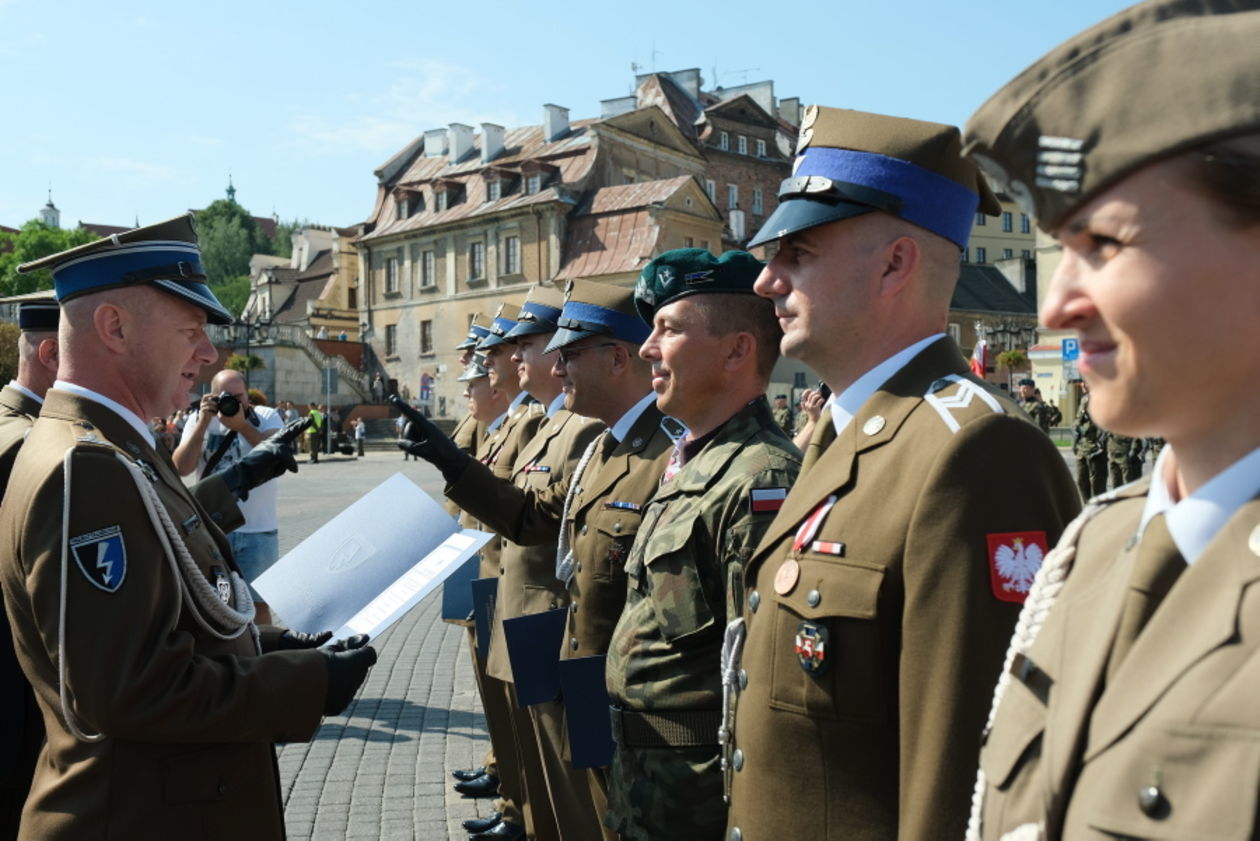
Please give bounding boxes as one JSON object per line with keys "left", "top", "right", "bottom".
{"left": 390, "top": 395, "right": 469, "bottom": 481}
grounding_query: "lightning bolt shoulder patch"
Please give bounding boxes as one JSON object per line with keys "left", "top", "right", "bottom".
{"left": 69, "top": 525, "right": 128, "bottom": 593}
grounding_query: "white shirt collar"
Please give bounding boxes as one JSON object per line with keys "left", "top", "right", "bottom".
{"left": 1139, "top": 445, "right": 1260, "bottom": 565}
{"left": 53, "top": 380, "right": 156, "bottom": 447}
{"left": 6, "top": 380, "right": 43, "bottom": 406}
{"left": 546, "top": 392, "right": 567, "bottom": 418}
{"left": 508, "top": 390, "right": 529, "bottom": 412}
{"left": 609, "top": 391, "right": 658, "bottom": 444}
{"left": 830, "top": 334, "right": 944, "bottom": 435}
{"left": 486, "top": 411, "right": 509, "bottom": 433}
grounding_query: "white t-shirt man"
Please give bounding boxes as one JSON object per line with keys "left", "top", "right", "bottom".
{"left": 179, "top": 404, "right": 284, "bottom": 532}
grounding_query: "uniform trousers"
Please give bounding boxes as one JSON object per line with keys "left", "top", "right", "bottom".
{"left": 529, "top": 701, "right": 609, "bottom": 840}
{"left": 502, "top": 682, "right": 559, "bottom": 841}
{"left": 466, "top": 626, "right": 514, "bottom": 822}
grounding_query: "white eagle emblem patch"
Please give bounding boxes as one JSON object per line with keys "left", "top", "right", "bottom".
{"left": 986, "top": 531, "right": 1049, "bottom": 604}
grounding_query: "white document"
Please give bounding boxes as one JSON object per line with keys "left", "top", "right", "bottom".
{"left": 254, "top": 472, "right": 492, "bottom": 640}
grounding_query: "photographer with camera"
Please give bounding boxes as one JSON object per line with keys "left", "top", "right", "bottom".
{"left": 173, "top": 369, "right": 287, "bottom": 623}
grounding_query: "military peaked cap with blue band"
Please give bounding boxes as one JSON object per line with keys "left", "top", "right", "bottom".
{"left": 457, "top": 359, "right": 490, "bottom": 381}
{"left": 456, "top": 313, "right": 492, "bottom": 351}
{"left": 505, "top": 284, "right": 565, "bottom": 339}
{"left": 16, "top": 213, "right": 232, "bottom": 325}
{"left": 749, "top": 107, "right": 1001, "bottom": 250}
{"left": 633, "top": 248, "right": 765, "bottom": 323}
{"left": 18, "top": 299, "right": 60, "bottom": 332}
{"left": 477, "top": 303, "right": 522, "bottom": 350}
{"left": 964, "top": 0, "right": 1260, "bottom": 233}
{"left": 545, "top": 277, "right": 650, "bottom": 353}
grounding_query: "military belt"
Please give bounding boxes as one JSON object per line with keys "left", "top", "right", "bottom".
{"left": 610, "top": 706, "right": 722, "bottom": 748}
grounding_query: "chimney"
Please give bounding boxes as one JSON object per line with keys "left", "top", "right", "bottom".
{"left": 666, "top": 68, "right": 703, "bottom": 102}
{"left": 543, "top": 104, "right": 569, "bottom": 142}
{"left": 423, "top": 128, "right": 448, "bottom": 158}
{"left": 481, "top": 123, "right": 505, "bottom": 163}
{"left": 779, "top": 97, "right": 802, "bottom": 127}
{"left": 448, "top": 123, "right": 474, "bottom": 163}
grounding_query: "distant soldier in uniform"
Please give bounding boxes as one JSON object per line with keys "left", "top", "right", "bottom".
{"left": 403, "top": 278, "right": 676, "bottom": 841}
{"left": 770, "top": 394, "right": 793, "bottom": 436}
{"left": 1073, "top": 383, "right": 1108, "bottom": 498}
{"left": 1017, "top": 377, "right": 1055, "bottom": 434}
{"left": 439, "top": 315, "right": 491, "bottom": 521}
{"left": 963, "top": 3, "right": 1260, "bottom": 838}
{"left": 0, "top": 214, "right": 376, "bottom": 840}
{"left": 722, "top": 108, "right": 1081, "bottom": 841}
{"left": 1106, "top": 431, "right": 1144, "bottom": 489}
{"left": 603, "top": 249, "right": 801, "bottom": 841}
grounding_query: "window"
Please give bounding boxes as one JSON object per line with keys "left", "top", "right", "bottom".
{"left": 705, "top": 179, "right": 716, "bottom": 201}
{"left": 737, "top": 135, "right": 748, "bottom": 155}
{"left": 975, "top": 212, "right": 987, "bottom": 226}
{"left": 420, "top": 250, "right": 436, "bottom": 288}
{"left": 420, "top": 320, "right": 433, "bottom": 355}
{"left": 975, "top": 246, "right": 987, "bottom": 263}
{"left": 756, "top": 138, "right": 767, "bottom": 158}
{"left": 962, "top": 247, "right": 970, "bottom": 263}
{"left": 525, "top": 174, "right": 541, "bottom": 195}
{"left": 468, "top": 242, "right": 485, "bottom": 280}
{"left": 385, "top": 257, "right": 399, "bottom": 294}
{"left": 1003, "top": 248, "right": 1014, "bottom": 259}
{"left": 752, "top": 187, "right": 763, "bottom": 215}
{"left": 1020, "top": 213, "right": 1031, "bottom": 233}
{"left": 727, "top": 184, "right": 739, "bottom": 210}
{"left": 1002, "top": 211, "right": 1013, "bottom": 232}
{"left": 384, "top": 323, "right": 397, "bottom": 357}
{"left": 395, "top": 197, "right": 408, "bottom": 219}
{"left": 348, "top": 287, "right": 357, "bottom": 309}
{"left": 948, "top": 322, "right": 961, "bottom": 343}
{"left": 701, "top": 240, "right": 710, "bottom": 250}
{"left": 719, "top": 131, "right": 729, "bottom": 150}
{"left": 487, "top": 179, "right": 501, "bottom": 202}
{"left": 1021, "top": 249, "right": 1032, "bottom": 259}
{"left": 684, "top": 236, "right": 694, "bottom": 248}
{"left": 503, "top": 236, "right": 520, "bottom": 274}
{"left": 436, "top": 190, "right": 448, "bottom": 212}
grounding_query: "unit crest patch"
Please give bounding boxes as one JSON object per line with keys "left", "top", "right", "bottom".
{"left": 69, "top": 526, "right": 127, "bottom": 593}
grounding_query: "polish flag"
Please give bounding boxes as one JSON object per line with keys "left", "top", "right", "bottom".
{"left": 969, "top": 338, "right": 988, "bottom": 378}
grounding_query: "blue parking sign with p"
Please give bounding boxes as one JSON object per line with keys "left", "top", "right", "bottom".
{"left": 1061, "top": 338, "right": 1080, "bottom": 361}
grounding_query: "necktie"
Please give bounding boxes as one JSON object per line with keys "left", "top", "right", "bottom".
{"left": 1106, "top": 514, "right": 1185, "bottom": 680}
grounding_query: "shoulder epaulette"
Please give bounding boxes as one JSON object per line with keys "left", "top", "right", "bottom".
{"left": 923, "top": 374, "right": 1006, "bottom": 434}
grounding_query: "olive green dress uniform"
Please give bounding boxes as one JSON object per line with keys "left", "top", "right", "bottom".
{"left": 448, "top": 401, "right": 675, "bottom": 838}
{"left": 971, "top": 481, "right": 1260, "bottom": 840}
{"left": 484, "top": 407, "right": 603, "bottom": 841}
{"left": 443, "top": 412, "right": 486, "bottom": 520}
{"left": 0, "top": 391, "right": 327, "bottom": 840}
{"left": 724, "top": 339, "right": 1081, "bottom": 841}
{"left": 605, "top": 397, "right": 800, "bottom": 841}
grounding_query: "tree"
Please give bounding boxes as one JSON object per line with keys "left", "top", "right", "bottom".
{"left": 0, "top": 323, "right": 19, "bottom": 384}
{"left": 209, "top": 274, "right": 252, "bottom": 317}
{"left": 0, "top": 221, "right": 98, "bottom": 296}
{"left": 225, "top": 353, "right": 264, "bottom": 374}
{"left": 270, "top": 218, "right": 309, "bottom": 260}
{"left": 199, "top": 214, "right": 254, "bottom": 287}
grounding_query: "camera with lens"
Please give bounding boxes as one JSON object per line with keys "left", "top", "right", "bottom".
{"left": 214, "top": 391, "right": 242, "bottom": 418}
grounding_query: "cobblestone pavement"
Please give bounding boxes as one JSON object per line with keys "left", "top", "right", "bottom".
{"left": 270, "top": 450, "right": 496, "bottom": 840}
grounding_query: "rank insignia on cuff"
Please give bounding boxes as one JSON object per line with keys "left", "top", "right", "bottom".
{"left": 987, "top": 531, "right": 1049, "bottom": 604}
{"left": 749, "top": 487, "right": 787, "bottom": 514}
{"left": 70, "top": 525, "right": 127, "bottom": 593}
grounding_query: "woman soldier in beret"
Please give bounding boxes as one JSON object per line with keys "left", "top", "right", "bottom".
{"left": 962, "top": 1, "right": 1260, "bottom": 839}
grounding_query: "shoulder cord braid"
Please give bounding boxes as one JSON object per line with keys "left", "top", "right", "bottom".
{"left": 718, "top": 615, "right": 746, "bottom": 803}
{"left": 58, "top": 449, "right": 259, "bottom": 742}
{"left": 964, "top": 499, "right": 1109, "bottom": 841}
{"left": 555, "top": 431, "right": 605, "bottom": 584}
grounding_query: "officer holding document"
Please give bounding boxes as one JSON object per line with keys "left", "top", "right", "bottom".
{"left": 0, "top": 214, "right": 376, "bottom": 840}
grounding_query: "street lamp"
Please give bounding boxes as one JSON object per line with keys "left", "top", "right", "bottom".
{"left": 233, "top": 315, "right": 276, "bottom": 391}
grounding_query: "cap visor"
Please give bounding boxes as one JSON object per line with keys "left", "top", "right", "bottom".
{"left": 152, "top": 278, "right": 233, "bottom": 325}
{"left": 747, "top": 199, "right": 874, "bottom": 249}
{"left": 504, "top": 321, "right": 555, "bottom": 340}
{"left": 544, "top": 326, "right": 600, "bottom": 354}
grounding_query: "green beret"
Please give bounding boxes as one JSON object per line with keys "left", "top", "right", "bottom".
{"left": 633, "top": 248, "right": 764, "bottom": 323}
{"left": 964, "top": 0, "right": 1260, "bottom": 232}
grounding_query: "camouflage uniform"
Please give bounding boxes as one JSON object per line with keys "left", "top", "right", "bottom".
{"left": 1020, "top": 396, "right": 1059, "bottom": 434}
{"left": 605, "top": 398, "right": 801, "bottom": 841}
{"left": 771, "top": 405, "right": 794, "bottom": 436}
{"left": 1072, "top": 393, "right": 1108, "bottom": 499}
{"left": 1106, "top": 432, "right": 1144, "bottom": 488}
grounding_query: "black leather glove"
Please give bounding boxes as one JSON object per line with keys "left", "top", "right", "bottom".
{"left": 321, "top": 644, "right": 378, "bottom": 715}
{"left": 222, "top": 416, "right": 311, "bottom": 501}
{"left": 325, "top": 633, "right": 371, "bottom": 652}
{"left": 390, "top": 395, "right": 470, "bottom": 481}
{"left": 275, "top": 629, "right": 333, "bottom": 650}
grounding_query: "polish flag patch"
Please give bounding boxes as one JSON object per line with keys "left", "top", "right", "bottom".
{"left": 750, "top": 487, "right": 787, "bottom": 514}
{"left": 986, "top": 531, "right": 1050, "bottom": 603}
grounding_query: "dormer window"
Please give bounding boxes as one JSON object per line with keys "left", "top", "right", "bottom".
{"left": 436, "top": 190, "right": 448, "bottom": 212}
{"left": 525, "top": 174, "right": 541, "bottom": 195}
{"left": 487, "top": 179, "right": 502, "bottom": 202}
{"left": 756, "top": 138, "right": 767, "bottom": 158}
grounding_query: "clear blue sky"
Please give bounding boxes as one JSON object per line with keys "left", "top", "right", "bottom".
{"left": 1, "top": 0, "right": 1138, "bottom": 232}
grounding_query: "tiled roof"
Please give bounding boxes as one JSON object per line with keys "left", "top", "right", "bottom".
{"left": 952, "top": 265, "right": 1037, "bottom": 314}
{"left": 554, "top": 209, "right": 658, "bottom": 281}
{"left": 295, "top": 249, "right": 333, "bottom": 281}
{"left": 636, "top": 74, "right": 702, "bottom": 142}
{"left": 275, "top": 276, "right": 328, "bottom": 324}
{"left": 577, "top": 175, "right": 697, "bottom": 215}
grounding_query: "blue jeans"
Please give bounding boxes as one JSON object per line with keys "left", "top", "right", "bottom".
{"left": 228, "top": 530, "right": 279, "bottom": 601}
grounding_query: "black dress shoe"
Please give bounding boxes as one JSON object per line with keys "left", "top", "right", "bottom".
{"left": 461, "top": 812, "right": 502, "bottom": 833}
{"left": 451, "top": 766, "right": 487, "bottom": 782}
{"left": 453, "top": 772, "right": 500, "bottom": 797}
{"left": 469, "top": 820, "right": 523, "bottom": 841}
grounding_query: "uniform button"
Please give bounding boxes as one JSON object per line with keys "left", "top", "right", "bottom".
{"left": 570, "top": 638, "right": 579, "bottom": 651}
{"left": 217, "top": 779, "right": 230, "bottom": 796}
{"left": 729, "top": 828, "right": 742, "bottom": 841}
{"left": 1138, "top": 785, "right": 1166, "bottom": 817}
{"left": 499, "top": 567, "right": 505, "bottom": 575}
{"left": 613, "top": 522, "right": 622, "bottom": 533}
{"left": 806, "top": 589, "right": 821, "bottom": 607}
{"left": 732, "top": 748, "right": 744, "bottom": 771}
{"left": 570, "top": 603, "right": 578, "bottom": 614}
{"left": 748, "top": 590, "right": 760, "bottom": 612}
{"left": 576, "top": 562, "right": 583, "bottom": 573}
{"left": 738, "top": 669, "right": 748, "bottom": 690}
{"left": 549, "top": 600, "right": 557, "bottom": 610}
{"left": 580, "top": 525, "right": 589, "bottom": 536}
